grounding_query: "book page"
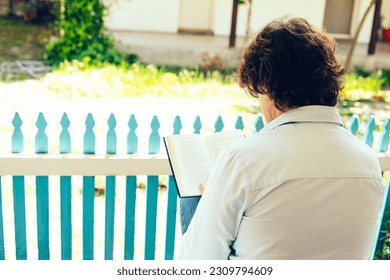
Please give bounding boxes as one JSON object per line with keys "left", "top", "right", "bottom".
{"left": 165, "top": 135, "right": 212, "bottom": 197}
{"left": 205, "top": 130, "right": 245, "bottom": 163}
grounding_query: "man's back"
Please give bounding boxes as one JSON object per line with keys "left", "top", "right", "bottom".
{"left": 231, "top": 106, "right": 383, "bottom": 259}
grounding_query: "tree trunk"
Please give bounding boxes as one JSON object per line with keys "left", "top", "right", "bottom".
{"left": 8, "top": 0, "right": 14, "bottom": 15}
{"left": 245, "top": 0, "right": 252, "bottom": 42}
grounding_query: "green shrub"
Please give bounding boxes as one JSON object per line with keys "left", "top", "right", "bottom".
{"left": 379, "top": 69, "right": 390, "bottom": 89}
{"left": 340, "top": 73, "right": 387, "bottom": 105}
{"left": 353, "top": 66, "right": 371, "bottom": 78}
{"left": 46, "top": 0, "right": 124, "bottom": 66}
{"left": 375, "top": 211, "right": 390, "bottom": 260}
{"left": 351, "top": 67, "right": 390, "bottom": 89}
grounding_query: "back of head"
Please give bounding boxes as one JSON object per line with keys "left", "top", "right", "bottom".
{"left": 237, "top": 17, "right": 346, "bottom": 111}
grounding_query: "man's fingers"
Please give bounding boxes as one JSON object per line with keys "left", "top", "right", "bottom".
{"left": 199, "top": 183, "right": 205, "bottom": 195}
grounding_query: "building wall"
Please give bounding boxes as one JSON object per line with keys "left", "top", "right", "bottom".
{"left": 213, "top": 0, "right": 326, "bottom": 37}
{"left": 106, "top": 0, "right": 377, "bottom": 43}
{"left": 105, "top": 0, "right": 180, "bottom": 33}
{"left": 382, "top": 0, "right": 390, "bottom": 28}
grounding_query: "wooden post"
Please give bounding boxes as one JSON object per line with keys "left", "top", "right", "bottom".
{"left": 0, "top": 179, "right": 4, "bottom": 260}
{"left": 124, "top": 114, "right": 138, "bottom": 260}
{"left": 229, "top": 0, "right": 239, "bottom": 48}
{"left": 368, "top": 0, "right": 382, "bottom": 55}
{"left": 35, "top": 113, "right": 50, "bottom": 260}
{"left": 164, "top": 116, "right": 182, "bottom": 260}
{"left": 104, "top": 114, "right": 117, "bottom": 260}
{"left": 11, "top": 113, "right": 27, "bottom": 260}
{"left": 83, "top": 113, "right": 96, "bottom": 260}
{"left": 345, "top": 0, "right": 376, "bottom": 70}
{"left": 59, "top": 113, "right": 72, "bottom": 260}
{"left": 144, "top": 116, "right": 160, "bottom": 260}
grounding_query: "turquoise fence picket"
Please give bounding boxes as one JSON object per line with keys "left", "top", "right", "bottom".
{"left": 145, "top": 116, "right": 160, "bottom": 260}
{"left": 254, "top": 114, "right": 264, "bottom": 132}
{"left": 35, "top": 113, "right": 50, "bottom": 260}
{"left": 59, "top": 113, "right": 72, "bottom": 260}
{"left": 124, "top": 114, "right": 138, "bottom": 260}
{"left": 193, "top": 116, "right": 202, "bottom": 134}
{"left": 378, "top": 118, "right": 390, "bottom": 153}
{"left": 105, "top": 114, "right": 117, "bottom": 260}
{"left": 83, "top": 113, "right": 96, "bottom": 260}
{"left": 172, "top": 115, "right": 182, "bottom": 136}
{"left": 12, "top": 113, "right": 27, "bottom": 260}
{"left": 35, "top": 113, "right": 48, "bottom": 153}
{"left": 60, "top": 113, "right": 72, "bottom": 153}
{"left": 363, "top": 115, "right": 376, "bottom": 147}
{"left": 235, "top": 116, "right": 244, "bottom": 130}
{"left": 214, "top": 115, "right": 224, "bottom": 132}
{"left": 348, "top": 114, "right": 359, "bottom": 135}
{"left": 164, "top": 116, "right": 182, "bottom": 260}
{"left": 0, "top": 178, "right": 4, "bottom": 260}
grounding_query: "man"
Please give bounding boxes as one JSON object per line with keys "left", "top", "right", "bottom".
{"left": 177, "top": 17, "right": 384, "bottom": 259}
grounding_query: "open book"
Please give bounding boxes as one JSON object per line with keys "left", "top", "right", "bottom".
{"left": 164, "top": 130, "right": 245, "bottom": 198}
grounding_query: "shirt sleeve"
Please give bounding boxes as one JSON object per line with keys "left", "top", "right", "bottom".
{"left": 177, "top": 146, "right": 249, "bottom": 259}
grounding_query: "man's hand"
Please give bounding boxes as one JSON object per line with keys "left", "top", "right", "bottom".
{"left": 199, "top": 183, "right": 205, "bottom": 195}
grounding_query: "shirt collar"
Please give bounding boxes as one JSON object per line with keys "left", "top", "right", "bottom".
{"left": 264, "top": 106, "right": 343, "bottom": 130}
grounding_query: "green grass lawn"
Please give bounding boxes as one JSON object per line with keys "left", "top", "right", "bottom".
{"left": 0, "top": 17, "right": 53, "bottom": 64}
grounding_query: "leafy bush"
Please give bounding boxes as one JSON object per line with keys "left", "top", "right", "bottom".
{"left": 379, "top": 69, "right": 390, "bottom": 89}
{"left": 353, "top": 66, "right": 371, "bottom": 78}
{"left": 46, "top": 0, "right": 125, "bottom": 66}
{"left": 339, "top": 73, "right": 388, "bottom": 106}
{"left": 375, "top": 211, "right": 390, "bottom": 260}
{"left": 352, "top": 67, "right": 390, "bottom": 89}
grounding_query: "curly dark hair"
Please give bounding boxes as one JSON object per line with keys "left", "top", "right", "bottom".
{"left": 237, "top": 17, "right": 346, "bottom": 111}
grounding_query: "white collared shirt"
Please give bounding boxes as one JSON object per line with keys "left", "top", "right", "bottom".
{"left": 177, "top": 106, "right": 384, "bottom": 260}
